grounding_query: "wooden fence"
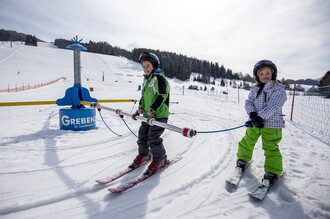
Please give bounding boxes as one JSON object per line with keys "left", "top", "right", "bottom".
{"left": 0, "top": 77, "right": 66, "bottom": 93}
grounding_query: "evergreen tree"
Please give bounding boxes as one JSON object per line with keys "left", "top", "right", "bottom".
{"left": 280, "top": 78, "right": 290, "bottom": 90}
{"left": 319, "top": 71, "right": 330, "bottom": 87}
{"left": 232, "top": 80, "right": 237, "bottom": 88}
{"left": 220, "top": 78, "right": 225, "bottom": 87}
{"left": 243, "top": 82, "right": 251, "bottom": 90}
{"left": 319, "top": 71, "right": 330, "bottom": 98}
{"left": 25, "top": 34, "right": 37, "bottom": 46}
{"left": 226, "top": 69, "right": 233, "bottom": 79}
{"left": 219, "top": 65, "right": 226, "bottom": 78}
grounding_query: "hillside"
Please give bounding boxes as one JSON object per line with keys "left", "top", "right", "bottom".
{"left": 0, "top": 42, "right": 329, "bottom": 219}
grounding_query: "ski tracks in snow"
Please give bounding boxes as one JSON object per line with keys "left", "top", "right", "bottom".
{"left": 281, "top": 123, "right": 330, "bottom": 218}
{"left": 1, "top": 90, "right": 329, "bottom": 218}
{"left": 137, "top": 95, "right": 249, "bottom": 218}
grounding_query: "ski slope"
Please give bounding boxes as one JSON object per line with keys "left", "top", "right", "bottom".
{"left": 0, "top": 42, "right": 329, "bottom": 219}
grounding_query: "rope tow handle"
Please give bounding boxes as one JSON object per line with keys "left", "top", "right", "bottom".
{"left": 89, "top": 102, "right": 246, "bottom": 137}
{"left": 90, "top": 102, "right": 197, "bottom": 138}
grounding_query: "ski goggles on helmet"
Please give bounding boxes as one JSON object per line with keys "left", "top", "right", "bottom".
{"left": 139, "top": 52, "right": 150, "bottom": 61}
{"left": 254, "top": 60, "right": 273, "bottom": 69}
{"left": 139, "top": 52, "right": 159, "bottom": 63}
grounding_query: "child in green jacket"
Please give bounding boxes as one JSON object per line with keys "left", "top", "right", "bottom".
{"left": 130, "top": 51, "right": 170, "bottom": 176}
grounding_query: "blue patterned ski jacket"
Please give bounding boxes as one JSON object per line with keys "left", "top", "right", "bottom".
{"left": 245, "top": 80, "right": 287, "bottom": 128}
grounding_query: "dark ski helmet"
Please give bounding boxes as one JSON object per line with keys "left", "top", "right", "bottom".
{"left": 253, "top": 60, "right": 277, "bottom": 82}
{"left": 139, "top": 51, "right": 160, "bottom": 69}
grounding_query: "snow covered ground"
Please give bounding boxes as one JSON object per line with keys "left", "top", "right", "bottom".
{"left": 0, "top": 42, "right": 329, "bottom": 219}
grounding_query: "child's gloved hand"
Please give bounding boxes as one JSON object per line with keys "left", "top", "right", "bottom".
{"left": 132, "top": 109, "right": 144, "bottom": 120}
{"left": 251, "top": 116, "right": 264, "bottom": 128}
{"left": 249, "top": 112, "right": 258, "bottom": 118}
{"left": 245, "top": 121, "right": 253, "bottom": 127}
{"left": 249, "top": 112, "right": 264, "bottom": 128}
{"left": 147, "top": 111, "right": 156, "bottom": 118}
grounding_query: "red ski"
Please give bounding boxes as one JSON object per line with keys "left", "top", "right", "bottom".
{"left": 95, "top": 160, "right": 149, "bottom": 185}
{"left": 108, "top": 157, "right": 182, "bottom": 193}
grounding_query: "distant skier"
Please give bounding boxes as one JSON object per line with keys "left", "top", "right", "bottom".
{"left": 130, "top": 51, "right": 170, "bottom": 175}
{"left": 235, "top": 60, "right": 287, "bottom": 188}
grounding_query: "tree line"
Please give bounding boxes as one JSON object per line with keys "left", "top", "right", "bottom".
{"left": 0, "top": 29, "right": 326, "bottom": 86}
{"left": 0, "top": 29, "right": 39, "bottom": 46}
{"left": 0, "top": 29, "right": 26, "bottom": 41}
{"left": 55, "top": 38, "right": 251, "bottom": 82}
{"left": 56, "top": 38, "right": 325, "bottom": 86}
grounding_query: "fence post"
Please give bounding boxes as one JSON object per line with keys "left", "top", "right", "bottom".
{"left": 237, "top": 87, "right": 240, "bottom": 103}
{"left": 290, "top": 84, "right": 296, "bottom": 121}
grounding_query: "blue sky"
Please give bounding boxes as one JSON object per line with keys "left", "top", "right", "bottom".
{"left": 0, "top": 0, "right": 329, "bottom": 80}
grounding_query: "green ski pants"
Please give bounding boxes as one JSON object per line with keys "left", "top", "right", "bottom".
{"left": 237, "top": 127, "right": 283, "bottom": 174}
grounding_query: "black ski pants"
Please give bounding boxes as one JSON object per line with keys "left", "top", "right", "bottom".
{"left": 137, "top": 118, "right": 167, "bottom": 161}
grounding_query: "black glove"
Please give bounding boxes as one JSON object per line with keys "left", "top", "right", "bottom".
{"left": 249, "top": 112, "right": 258, "bottom": 119}
{"left": 251, "top": 116, "right": 264, "bottom": 128}
{"left": 245, "top": 121, "right": 253, "bottom": 127}
{"left": 249, "top": 112, "right": 264, "bottom": 128}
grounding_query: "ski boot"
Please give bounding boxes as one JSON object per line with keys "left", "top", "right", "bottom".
{"left": 128, "top": 152, "right": 152, "bottom": 168}
{"left": 236, "top": 159, "right": 247, "bottom": 174}
{"left": 144, "top": 155, "right": 168, "bottom": 176}
{"left": 261, "top": 172, "right": 278, "bottom": 188}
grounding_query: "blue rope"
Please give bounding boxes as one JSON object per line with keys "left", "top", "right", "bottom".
{"left": 38, "top": 105, "right": 57, "bottom": 112}
{"left": 130, "top": 100, "right": 137, "bottom": 113}
{"left": 121, "top": 118, "right": 138, "bottom": 138}
{"left": 98, "top": 111, "right": 122, "bottom": 137}
{"left": 196, "top": 124, "right": 246, "bottom": 134}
